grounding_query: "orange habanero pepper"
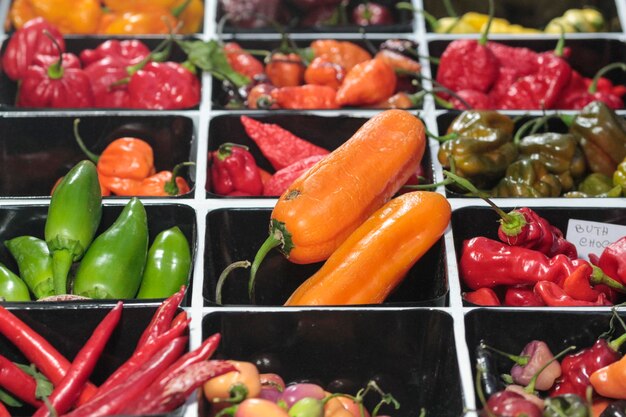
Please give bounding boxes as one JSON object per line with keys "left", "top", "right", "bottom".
{"left": 133, "top": 162, "right": 193, "bottom": 197}
{"left": 101, "top": 0, "right": 203, "bottom": 34}
{"left": 336, "top": 57, "right": 397, "bottom": 107}
{"left": 270, "top": 84, "right": 339, "bottom": 109}
{"left": 285, "top": 191, "right": 450, "bottom": 305}
{"left": 99, "top": 4, "right": 178, "bottom": 35}
{"left": 590, "top": 354, "right": 626, "bottom": 399}
{"left": 28, "top": 0, "right": 102, "bottom": 34}
{"left": 304, "top": 56, "right": 346, "bottom": 90}
{"left": 265, "top": 52, "right": 306, "bottom": 88}
{"left": 310, "top": 40, "right": 372, "bottom": 72}
{"left": 248, "top": 110, "right": 425, "bottom": 296}
{"left": 203, "top": 361, "right": 261, "bottom": 402}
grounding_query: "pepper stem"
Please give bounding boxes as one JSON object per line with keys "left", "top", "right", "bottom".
{"left": 588, "top": 62, "right": 626, "bottom": 93}
{"left": 43, "top": 30, "right": 64, "bottom": 80}
{"left": 249, "top": 234, "right": 282, "bottom": 301}
{"left": 52, "top": 249, "right": 73, "bottom": 295}
{"left": 479, "top": 0, "right": 494, "bottom": 46}
{"left": 559, "top": 114, "right": 575, "bottom": 127}
{"left": 475, "top": 365, "right": 498, "bottom": 417}
{"left": 216, "top": 143, "right": 249, "bottom": 161}
{"left": 608, "top": 332, "right": 626, "bottom": 352}
{"left": 215, "top": 260, "right": 250, "bottom": 305}
{"left": 590, "top": 265, "right": 626, "bottom": 294}
{"left": 73, "top": 119, "right": 100, "bottom": 163}
{"left": 481, "top": 344, "right": 529, "bottom": 366}
{"left": 164, "top": 162, "right": 195, "bottom": 196}
{"left": 443, "top": 0, "right": 458, "bottom": 18}
{"left": 396, "top": 3, "right": 441, "bottom": 31}
{"left": 171, "top": 0, "right": 192, "bottom": 18}
{"left": 524, "top": 345, "right": 576, "bottom": 394}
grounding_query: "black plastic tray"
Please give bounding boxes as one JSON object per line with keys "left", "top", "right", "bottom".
{"left": 206, "top": 112, "right": 433, "bottom": 197}
{"left": 0, "top": 115, "right": 195, "bottom": 198}
{"left": 202, "top": 309, "right": 463, "bottom": 417}
{"left": 203, "top": 207, "right": 448, "bottom": 306}
{"left": 0, "top": 203, "right": 197, "bottom": 305}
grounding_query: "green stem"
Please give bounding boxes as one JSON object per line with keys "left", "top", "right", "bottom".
{"left": 443, "top": 0, "right": 458, "bottom": 18}
{"left": 73, "top": 119, "right": 100, "bottom": 163}
{"left": 560, "top": 114, "right": 575, "bottom": 127}
{"left": 475, "top": 365, "right": 497, "bottom": 417}
{"left": 171, "top": 0, "right": 191, "bottom": 18}
{"left": 554, "top": 23, "right": 566, "bottom": 57}
{"left": 164, "top": 162, "right": 195, "bottom": 196}
{"left": 396, "top": 2, "right": 440, "bottom": 31}
{"left": 524, "top": 346, "right": 576, "bottom": 394}
{"left": 249, "top": 235, "right": 282, "bottom": 301}
{"left": 590, "top": 265, "right": 626, "bottom": 294}
{"left": 609, "top": 332, "right": 626, "bottom": 352}
{"left": 589, "top": 63, "right": 626, "bottom": 93}
{"left": 52, "top": 249, "right": 73, "bottom": 295}
{"left": 479, "top": 0, "right": 494, "bottom": 46}
{"left": 482, "top": 344, "right": 529, "bottom": 366}
{"left": 43, "top": 30, "right": 64, "bottom": 80}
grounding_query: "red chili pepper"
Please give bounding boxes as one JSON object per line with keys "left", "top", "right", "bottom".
{"left": 80, "top": 39, "right": 151, "bottom": 68}
{"left": 265, "top": 52, "right": 305, "bottom": 87}
{"left": 223, "top": 42, "right": 265, "bottom": 80}
{"left": 533, "top": 281, "right": 610, "bottom": 306}
{"left": 487, "top": 42, "right": 539, "bottom": 78}
{"left": 463, "top": 287, "right": 500, "bottom": 306}
{"left": 0, "top": 305, "right": 98, "bottom": 404}
{"left": 0, "top": 354, "right": 42, "bottom": 407}
{"left": 504, "top": 286, "right": 545, "bottom": 307}
{"left": 246, "top": 83, "right": 278, "bottom": 109}
{"left": 62, "top": 336, "right": 188, "bottom": 417}
{"left": 1, "top": 17, "right": 65, "bottom": 81}
{"left": 550, "top": 334, "right": 626, "bottom": 398}
{"left": 561, "top": 263, "right": 602, "bottom": 302}
{"left": 488, "top": 67, "right": 525, "bottom": 105}
{"left": 210, "top": 143, "right": 264, "bottom": 196}
{"left": 32, "top": 302, "right": 123, "bottom": 417}
{"left": 558, "top": 64, "right": 626, "bottom": 110}
{"left": 136, "top": 286, "right": 186, "bottom": 350}
{"left": 240, "top": 115, "right": 330, "bottom": 171}
{"left": 263, "top": 154, "right": 327, "bottom": 196}
{"left": 269, "top": 84, "right": 340, "bottom": 109}
{"left": 127, "top": 62, "right": 200, "bottom": 110}
{"left": 593, "top": 236, "right": 626, "bottom": 285}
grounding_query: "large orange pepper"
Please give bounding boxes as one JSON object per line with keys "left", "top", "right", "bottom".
{"left": 590, "top": 354, "right": 626, "bottom": 399}
{"left": 99, "top": 4, "right": 178, "bottom": 35}
{"left": 176, "top": 0, "right": 204, "bottom": 34}
{"left": 102, "top": 0, "right": 203, "bottom": 34}
{"left": 8, "top": 0, "right": 38, "bottom": 30}
{"left": 310, "top": 40, "right": 372, "bottom": 72}
{"left": 336, "top": 58, "right": 397, "bottom": 107}
{"left": 304, "top": 56, "right": 345, "bottom": 90}
{"left": 28, "top": 0, "right": 102, "bottom": 34}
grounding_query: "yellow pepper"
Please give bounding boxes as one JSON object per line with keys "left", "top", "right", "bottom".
{"left": 434, "top": 16, "right": 475, "bottom": 33}
{"left": 28, "top": 0, "right": 102, "bottom": 34}
{"left": 98, "top": 5, "right": 178, "bottom": 35}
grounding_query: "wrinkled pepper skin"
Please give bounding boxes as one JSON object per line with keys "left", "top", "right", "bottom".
{"left": 491, "top": 159, "right": 563, "bottom": 197}
{"left": 438, "top": 111, "right": 518, "bottom": 189}
{"left": 136, "top": 227, "right": 191, "bottom": 299}
{"left": 0, "top": 263, "right": 31, "bottom": 302}
{"left": 4, "top": 236, "right": 54, "bottom": 299}
{"left": 73, "top": 198, "right": 148, "bottom": 299}
{"left": 569, "top": 101, "right": 626, "bottom": 177}
{"left": 210, "top": 143, "right": 263, "bottom": 196}
{"left": 128, "top": 62, "right": 201, "bottom": 110}
{"left": 28, "top": 0, "right": 102, "bottom": 34}
{"left": 45, "top": 160, "right": 102, "bottom": 295}
{"left": 595, "top": 237, "right": 626, "bottom": 286}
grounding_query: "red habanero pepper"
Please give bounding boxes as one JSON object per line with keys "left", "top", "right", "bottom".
{"left": 504, "top": 286, "right": 545, "bottom": 307}
{"left": 263, "top": 154, "right": 327, "bottom": 196}
{"left": 265, "top": 52, "right": 305, "bottom": 87}
{"left": 210, "top": 143, "right": 264, "bottom": 196}
{"left": 487, "top": 42, "right": 539, "bottom": 78}
{"left": 304, "top": 56, "right": 346, "bottom": 90}
{"left": 32, "top": 302, "right": 123, "bottom": 417}
{"left": 80, "top": 39, "right": 151, "bottom": 68}
{"left": 1, "top": 17, "right": 65, "bottom": 81}
{"left": 593, "top": 236, "right": 626, "bottom": 285}
{"left": 127, "top": 62, "right": 200, "bottom": 110}
{"left": 463, "top": 287, "right": 501, "bottom": 306}
{"left": 240, "top": 115, "right": 330, "bottom": 171}
{"left": 449, "top": 89, "right": 494, "bottom": 110}
{"left": 0, "top": 354, "right": 42, "bottom": 407}
{"left": 223, "top": 42, "right": 265, "bottom": 80}
{"left": 270, "top": 84, "right": 340, "bottom": 109}
{"left": 533, "top": 281, "right": 610, "bottom": 307}
{"left": 83, "top": 57, "right": 133, "bottom": 108}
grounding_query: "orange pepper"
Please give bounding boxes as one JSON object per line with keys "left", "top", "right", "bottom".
{"left": 265, "top": 52, "right": 305, "bottom": 88}
{"left": 203, "top": 361, "right": 261, "bottom": 402}
{"left": 310, "top": 40, "right": 372, "bottom": 72}
{"left": 336, "top": 58, "right": 397, "bottom": 107}
{"left": 374, "top": 49, "right": 421, "bottom": 74}
{"left": 304, "top": 56, "right": 346, "bottom": 90}
{"left": 246, "top": 83, "right": 278, "bottom": 109}
{"left": 99, "top": 5, "right": 177, "bottom": 35}
{"left": 270, "top": 85, "right": 339, "bottom": 109}
{"left": 285, "top": 191, "right": 450, "bottom": 305}
{"left": 29, "top": 0, "right": 102, "bottom": 34}
{"left": 591, "top": 355, "right": 626, "bottom": 399}
{"left": 176, "top": 0, "right": 204, "bottom": 34}
{"left": 101, "top": 0, "right": 203, "bottom": 34}
{"left": 373, "top": 92, "right": 421, "bottom": 109}
{"left": 133, "top": 170, "right": 191, "bottom": 196}
{"left": 8, "top": 0, "right": 38, "bottom": 30}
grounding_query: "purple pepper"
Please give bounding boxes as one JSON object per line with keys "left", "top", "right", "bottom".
{"left": 510, "top": 340, "right": 561, "bottom": 391}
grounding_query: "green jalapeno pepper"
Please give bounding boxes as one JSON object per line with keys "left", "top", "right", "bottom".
{"left": 4, "top": 236, "right": 54, "bottom": 299}
{"left": 45, "top": 160, "right": 102, "bottom": 295}
{"left": 136, "top": 226, "right": 191, "bottom": 299}
{"left": 0, "top": 263, "right": 31, "bottom": 302}
{"left": 73, "top": 197, "right": 148, "bottom": 299}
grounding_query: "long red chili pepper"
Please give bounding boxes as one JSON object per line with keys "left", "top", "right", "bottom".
{"left": 136, "top": 286, "right": 186, "bottom": 350}
{"left": 0, "top": 306, "right": 98, "bottom": 404}
{"left": 32, "top": 302, "right": 123, "bottom": 417}
{"left": 61, "top": 336, "right": 188, "bottom": 417}
{"left": 0, "top": 354, "right": 42, "bottom": 407}
{"left": 533, "top": 281, "right": 610, "bottom": 307}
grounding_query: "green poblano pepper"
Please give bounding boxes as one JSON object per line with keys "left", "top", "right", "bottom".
{"left": 0, "top": 263, "right": 31, "bottom": 302}
{"left": 73, "top": 197, "right": 148, "bottom": 299}
{"left": 4, "top": 236, "right": 54, "bottom": 299}
{"left": 491, "top": 159, "right": 563, "bottom": 197}
{"left": 45, "top": 160, "right": 102, "bottom": 295}
{"left": 543, "top": 394, "right": 589, "bottom": 417}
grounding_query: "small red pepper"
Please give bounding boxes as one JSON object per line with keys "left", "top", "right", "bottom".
{"left": 223, "top": 42, "right": 265, "bottom": 80}
{"left": 533, "top": 281, "right": 610, "bottom": 306}
{"left": 1, "top": 17, "right": 65, "bottom": 81}
{"left": 0, "top": 403, "right": 8, "bottom": 417}
{"left": 263, "top": 154, "right": 327, "bottom": 197}
{"left": 246, "top": 83, "right": 278, "bottom": 109}
{"left": 269, "top": 84, "right": 340, "bottom": 109}
{"left": 562, "top": 263, "right": 601, "bottom": 302}
{"left": 463, "top": 287, "right": 501, "bottom": 306}
{"left": 0, "top": 354, "right": 42, "bottom": 407}
{"left": 209, "top": 143, "right": 264, "bottom": 196}
{"left": 127, "top": 62, "right": 200, "bottom": 110}
{"left": 487, "top": 42, "right": 539, "bottom": 78}
{"left": 83, "top": 57, "right": 133, "bottom": 108}
{"left": 504, "top": 286, "right": 546, "bottom": 307}
{"left": 593, "top": 237, "right": 626, "bottom": 285}
{"left": 79, "top": 39, "right": 151, "bottom": 68}
{"left": 240, "top": 115, "right": 330, "bottom": 171}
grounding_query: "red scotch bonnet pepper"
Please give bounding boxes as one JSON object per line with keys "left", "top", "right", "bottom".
{"left": 209, "top": 143, "right": 264, "bottom": 196}
{"left": 127, "top": 61, "right": 200, "bottom": 110}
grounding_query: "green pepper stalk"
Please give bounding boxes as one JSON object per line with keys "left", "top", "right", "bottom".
{"left": 0, "top": 263, "right": 31, "bottom": 302}
{"left": 544, "top": 394, "right": 590, "bottom": 417}
{"left": 136, "top": 226, "right": 191, "bottom": 299}
{"left": 73, "top": 197, "right": 148, "bottom": 299}
{"left": 4, "top": 236, "right": 55, "bottom": 299}
{"left": 45, "top": 160, "right": 102, "bottom": 295}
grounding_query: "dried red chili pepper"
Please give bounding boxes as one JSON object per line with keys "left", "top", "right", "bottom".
{"left": 0, "top": 354, "right": 42, "bottom": 407}
{"left": 592, "top": 236, "right": 626, "bottom": 285}
{"left": 80, "top": 39, "right": 150, "bottom": 68}
{"left": 263, "top": 154, "right": 327, "bottom": 196}
{"left": 32, "top": 302, "right": 123, "bottom": 417}
{"left": 240, "top": 115, "right": 330, "bottom": 170}
{"left": 223, "top": 42, "right": 265, "bottom": 80}
{"left": 504, "top": 286, "right": 545, "bottom": 307}
{"left": 210, "top": 143, "right": 264, "bottom": 196}
{"left": 127, "top": 62, "right": 200, "bottom": 110}
{"left": 463, "top": 287, "right": 500, "bottom": 306}
{"left": 1, "top": 17, "right": 65, "bottom": 81}
{"left": 270, "top": 84, "right": 340, "bottom": 109}
{"left": 533, "top": 281, "right": 610, "bottom": 307}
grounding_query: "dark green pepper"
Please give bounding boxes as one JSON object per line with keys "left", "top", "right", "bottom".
{"left": 0, "top": 263, "right": 31, "bottom": 301}
{"left": 45, "top": 160, "right": 102, "bottom": 295}
{"left": 568, "top": 100, "right": 626, "bottom": 177}
{"left": 517, "top": 132, "right": 586, "bottom": 192}
{"left": 578, "top": 173, "right": 616, "bottom": 195}
{"left": 4, "top": 236, "right": 54, "bottom": 299}
{"left": 543, "top": 394, "right": 589, "bottom": 417}
{"left": 438, "top": 111, "right": 518, "bottom": 189}
{"left": 136, "top": 226, "right": 191, "bottom": 299}
{"left": 491, "top": 159, "right": 563, "bottom": 197}
{"left": 73, "top": 197, "right": 148, "bottom": 299}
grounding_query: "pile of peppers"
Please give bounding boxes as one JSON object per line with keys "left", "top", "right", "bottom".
{"left": 438, "top": 102, "right": 626, "bottom": 198}
{"left": 0, "top": 160, "right": 192, "bottom": 302}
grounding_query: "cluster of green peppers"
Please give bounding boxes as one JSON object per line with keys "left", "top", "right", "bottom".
{"left": 437, "top": 100, "right": 626, "bottom": 198}
{"left": 0, "top": 161, "right": 192, "bottom": 302}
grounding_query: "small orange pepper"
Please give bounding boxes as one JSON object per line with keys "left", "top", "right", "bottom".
{"left": 310, "top": 40, "right": 372, "bottom": 72}
{"left": 203, "top": 361, "right": 261, "bottom": 403}
{"left": 336, "top": 58, "right": 397, "bottom": 107}
{"left": 562, "top": 263, "right": 601, "bottom": 302}
{"left": 29, "top": 0, "right": 102, "bottom": 34}
{"left": 374, "top": 49, "right": 421, "bottom": 74}
{"left": 591, "top": 354, "right": 626, "bottom": 399}
{"left": 304, "top": 56, "right": 346, "bottom": 90}
{"left": 133, "top": 164, "right": 192, "bottom": 197}
{"left": 265, "top": 52, "right": 305, "bottom": 88}
{"left": 99, "top": 5, "right": 177, "bottom": 35}
{"left": 270, "top": 84, "right": 339, "bottom": 109}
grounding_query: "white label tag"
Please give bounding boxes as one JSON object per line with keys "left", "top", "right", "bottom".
{"left": 566, "top": 219, "right": 626, "bottom": 260}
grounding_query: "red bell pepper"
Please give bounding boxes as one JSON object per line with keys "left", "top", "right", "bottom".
{"left": 80, "top": 39, "right": 151, "bottom": 68}
{"left": 210, "top": 143, "right": 264, "bottom": 196}
{"left": 1, "top": 17, "right": 65, "bottom": 81}
{"left": 127, "top": 62, "right": 200, "bottom": 110}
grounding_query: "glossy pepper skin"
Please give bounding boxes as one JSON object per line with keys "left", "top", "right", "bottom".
{"left": 569, "top": 101, "right": 626, "bottom": 177}
{"left": 438, "top": 111, "right": 518, "bottom": 189}
{"left": 0, "top": 263, "right": 31, "bottom": 301}
{"left": 80, "top": 39, "right": 150, "bottom": 68}
{"left": 4, "top": 236, "right": 54, "bottom": 299}
{"left": 45, "top": 160, "right": 102, "bottom": 295}
{"left": 128, "top": 62, "right": 200, "bottom": 110}
{"left": 270, "top": 85, "right": 340, "bottom": 109}
{"left": 594, "top": 237, "right": 626, "bottom": 286}
{"left": 1, "top": 17, "right": 65, "bottom": 81}
{"left": 309, "top": 39, "right": 372, "bottom": 73}
{"left": 464, "top": 287, "right": 500, "bottom": 306}
{"left": 265, "top": 52, "right": 305, "bottom": 88}
{"left": 132, "top": 166, "right": 192, "bottom": 197}
{"left": 210, "top": 143, "right": 264, "bottom": 196}
{"left": 614, "top": 158, "right": 626, "bottom": 195}
{"left": 223, "top": 42, "right": 265, "bottom": 80}
{"left": 336, "top": 58, "right": 397, "bottom": 107}
{"left": 491, "top": 159, "right": 563, "bottom": 197}
{"left": 590, "top": 337, "right": 626, "bottom": 400}
{"left": 577, "top": 173, "right": 620, "bottom": 196}
{"left": 136, "top": 227, "right": 191, "bottom": 299}
{"left": 99, "top": 5, "right": 178, "bottom": 35}
{"left": 27, "top": 0, "right": 102, "bottom": 34}
{"left": 73, "top": 198, "right": 148, "bottom": 299}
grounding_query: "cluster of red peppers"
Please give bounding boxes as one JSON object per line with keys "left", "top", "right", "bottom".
{"left": 461, "top": 205, "right": 626, "bottom": 307}
{"left": 1, "top": 17, "right": 200, "bottom": 109}
{"left": 0, "top": 288, "right": 236, "bottom": 417}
